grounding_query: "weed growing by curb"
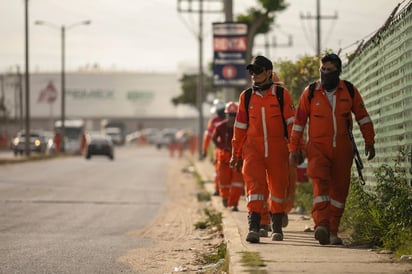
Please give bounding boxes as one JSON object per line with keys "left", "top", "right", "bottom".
{"left": 341, "top": 157, "right": 412, "bottom": 256}
{"left": 241, "top": 251, "right": 266, "bottom": 268}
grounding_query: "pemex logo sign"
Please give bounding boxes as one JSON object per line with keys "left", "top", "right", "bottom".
{"left": 38, "top": 81, "right": 58, "bottom": 104}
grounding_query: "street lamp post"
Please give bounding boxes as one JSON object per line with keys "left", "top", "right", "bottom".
{"left": 35, "top": 20, "right": 91, "bottom": 152}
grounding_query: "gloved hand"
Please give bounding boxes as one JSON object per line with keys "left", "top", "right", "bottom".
{"left": 230, "top": 156, "right": 243, "bottom": 172}
{"left": 289, "top": 150, "right": 304, "bottom": 165}
{"left": 365, "top": 144, "right": 375, "bottom": 160}
{"left": 229, "top": 156, "right": 237, "bottom": 168}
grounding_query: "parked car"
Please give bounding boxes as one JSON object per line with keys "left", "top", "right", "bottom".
{"left": 85, "top": 134, "right": 114, "bottom": 160}
{"left": 102, "top": 127, "right": 123, "bottom": 145}
{"left": 155, "top": 128, "right": 178, "bottom": 149}
{"left": 11, "top": 130, "right": 49, "bottom": 156}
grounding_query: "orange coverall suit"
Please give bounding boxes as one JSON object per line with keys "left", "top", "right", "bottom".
{"left": 289, "top": 80, "right": 375, "bottom": 234}
{"left": 212, "top": 120, "right": 244, "bottom": 208}
{"left": 232, "top": 85, "right": 295, "bottom": 216}
{"left": 203, "top": 115, "right": 225, "bottom": 193}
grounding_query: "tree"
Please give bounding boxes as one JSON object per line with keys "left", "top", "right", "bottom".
{"left": 274, "top": 55, "right": 320, "bottom": 103}
{"left": 172, "top": 73, "right": 214, "bottom": 107}
{"left": 236, "top": 0, "right": 288, "bottom": 64}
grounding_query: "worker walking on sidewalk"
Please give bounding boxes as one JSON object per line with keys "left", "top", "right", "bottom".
{"left": 271, "top": 71, "right": 306, "bottom": 229}
{"left": 231, "top": 56, "right": 296, "bottom": 243}
{"left": 289, "top": 53, "right": 376, "bottom": 245}
{"left": 212, "top": 102, "right": 244, "bottom": 211}
{"left": 203, "top": 99, "right": 226, "bottom": 196}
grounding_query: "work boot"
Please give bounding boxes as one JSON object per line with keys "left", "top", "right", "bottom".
{"left": 259, "top": 224, "right": 270, "bottom": 237}
{"left": 231, "top": 206, "right": 239, "bottom": 212}
{"left": 222, "top": 199, "right": 228, "bottom": 208}
{"left": 271, "top": 213, "right": 284, "bottom": 241}
{"left": 282, "top": 213, "right": 289, "bottom": 228}
{"left": 330, "top": 234, "right": 343, "bottom": 245}
{"left": 246, "top": 212, "right": 261, "bottom": 243}
{"left": 315, "top": 226, "right": 330, "bottom": 245}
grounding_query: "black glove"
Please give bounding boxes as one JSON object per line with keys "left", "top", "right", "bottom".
{"left": 230, "top": 156, "right": 243, "bottom": 172}
{"left": 365, "top": 144, "right": 375, "bottom": 160}
{"left": 289, "top": 150, "right": 304, "bottom": 165}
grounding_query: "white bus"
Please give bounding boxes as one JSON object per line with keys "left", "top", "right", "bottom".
{"left": 54, "top": 119, "right": 85, "bottom": 154}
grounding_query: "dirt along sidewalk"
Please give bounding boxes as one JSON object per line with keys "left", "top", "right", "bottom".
{"left": 194, "top": 158, "right": 412, "bottom": 274}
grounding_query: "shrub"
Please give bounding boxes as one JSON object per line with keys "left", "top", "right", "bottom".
{"left": 341, "top": 157, "right": 412, "bottom": 256}
{"left": 294, "top": 182, "right": 313, "bottom": 214}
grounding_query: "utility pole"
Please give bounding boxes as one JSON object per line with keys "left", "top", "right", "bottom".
{"left": 17, "top": 65, "right": 23, "bottom": 129}
{"left": 177, "top": 0, "right": 222, "bottom": 159}
{"left": 300, "top": 0, "right": 337, "bottom": 57}
{"left": 24, "top": 0, "right": 30, "bottom": 156}
{"left": 222, "top": 0, "right": 237, "bottom": 102}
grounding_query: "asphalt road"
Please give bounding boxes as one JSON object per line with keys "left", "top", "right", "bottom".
{"left": 0, "top": 145, "right": 170, "bottom": 273}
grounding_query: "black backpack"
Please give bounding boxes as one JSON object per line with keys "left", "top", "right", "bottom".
{"left": 244, "top": 85, "right": 288, "bottom": 139}
{"left": 308, "top": 80, "right": 355, "bottom": 103}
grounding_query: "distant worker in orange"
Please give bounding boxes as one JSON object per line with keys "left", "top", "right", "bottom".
{"left": 231, "top": 56, "right": 296, "bottom": 243}
{"left": 175, "top": 129, "right": 187, "bottom": 158}
{"left": 289, "top": 53, "right": 375, "bottom": 245}
{"left": 80, "top": 132, "right": 87, "bottom": 155}
{"left": 53, "top": 132, "right": 61, "bottom": 154}
{"left": 202, "top": 99, "right": 226, "bottom": 196}
{"left": 212, "top": 101, "right": 244, "bottom": 211}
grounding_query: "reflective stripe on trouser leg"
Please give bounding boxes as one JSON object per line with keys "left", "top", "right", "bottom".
{"left": 312, "top": 179, "right": 331, "bottom": 229}
{"left": 228, "top": 181, "right": 244, "bottom": 207}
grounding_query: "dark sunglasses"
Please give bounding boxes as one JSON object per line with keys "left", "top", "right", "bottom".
{"left": 248, "top": 66, "right": 265, "bottom": 75}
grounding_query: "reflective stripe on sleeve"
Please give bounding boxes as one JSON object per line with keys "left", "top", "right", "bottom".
{"left": 313, "top": 195, "right": 330, "bottom": 204}
{"left": 292, "top": 124, "right": 304, "bottom": 132}
{"left": 246, "top": 194, "right": 265, "bottom": 202}
{"left": 357, "top": 116, "right": 372, "bottom": 126}
{"left": 234, "top": 121, "right": 248, "bottom": 129}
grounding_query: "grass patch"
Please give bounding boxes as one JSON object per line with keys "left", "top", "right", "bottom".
{"left": 194, "top": 206, "right": 227, "bottom": 273}
{"left": 202, "top": 242, "right": 227, "bottom": 264}
{"left": 239, "top": 251, "right": 267, "bottom": 271}
{"left": 197, "top": 190, "right": 211, "bottom": 202}
{"left": 194, "top": 208, "right": 223, "bottom": 231}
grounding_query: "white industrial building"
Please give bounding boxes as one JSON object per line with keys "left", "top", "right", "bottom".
{"left": 1, "top": 71, "right": 206, "bottom": 136}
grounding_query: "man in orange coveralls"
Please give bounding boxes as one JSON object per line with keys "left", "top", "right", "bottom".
{"left": 289, "top": 53, "right": 375, "bottom": 245}
{"left": 212, "top": 101, "right": 244, "bottom": 212}
{"left": 230, "top": 56, "right": 296, "bottom": 243}
{"left": 203, "top": 99, "right": 226, "bottom": 196}
{"left": 272, "top": 71, "right": 306, "bottom": 228}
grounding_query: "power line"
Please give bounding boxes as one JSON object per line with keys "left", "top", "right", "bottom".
{"left": 300, "top": 0, "right": 338, "bottom": 57}
{"left": 177, "top": 0, "right": 223, "bottom": 159}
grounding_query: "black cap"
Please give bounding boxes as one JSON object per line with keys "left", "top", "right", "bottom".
{"left": 246, "top": 55, "right": 273, "bottom": 71}
{"left": 321, "top": 53, "right": 342, "bottom": 73}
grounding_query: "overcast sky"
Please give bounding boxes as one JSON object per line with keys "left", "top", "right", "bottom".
{"left": 0, "top": 0, "right": 404, "bottom": 73}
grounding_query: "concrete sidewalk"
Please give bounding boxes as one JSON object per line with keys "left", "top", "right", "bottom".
{"left": 194, "top": 159, "right": 412, "bottom": 274}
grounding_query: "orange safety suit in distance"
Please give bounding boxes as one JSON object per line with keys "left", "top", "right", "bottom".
{"left": 289, "top": 80, "right": 375, "bottom": 234}
{"left": 203, "top": 115, "right": 225, "bottom": 193}
{"left": 232, "top": 85, "right": 296, "bottom": 215}
{"left": 212, "top": 120, "right": 244, "bottom": 207}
